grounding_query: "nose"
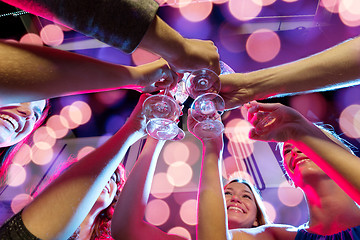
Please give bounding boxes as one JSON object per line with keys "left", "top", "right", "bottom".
{"left": 230, "top": 194, "right": 241, "bottom": 203}
{"left": 291, "top": 148, "right": 301, "bottom": 158}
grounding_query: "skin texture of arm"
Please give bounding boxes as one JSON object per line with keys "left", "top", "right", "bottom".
{"left": 1, "top": 0, "right": 220, "bottom": 74}
{"left": 111, "top": 136, "right": 186, "bottom": 240}
{"left": 246, "top": 101, "right": 360, "bottom": 205}
{"left": 1, "top": 0, "right": 158, "bottom": 53}
{"left": 186, "top": 115, "right": 228, "bottom": 240}
{"left": 0, "top": 41, "right": 176, "bottom": 105}
{"left": 220, "top": 36, "right": 360, "bottom": 109}
{"left": 21, "top": 94, "right": 149, "bottom": 240}
{"left": 139, "top": 15, "right": 221, "bottom": 74}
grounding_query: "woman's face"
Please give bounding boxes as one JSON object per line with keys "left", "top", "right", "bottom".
{"left": 224, "top": 182, "right": 258, "bottom": 229}
{"left": 96, "top": 172, "right": 118, "bottom": 210}
{"left": 282, "top": 142, "right": 324, "bottom": 185}
{"left": 0, "top": 100, "right": 46, "bottom": 147}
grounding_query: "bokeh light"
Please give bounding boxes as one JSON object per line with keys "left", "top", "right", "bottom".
{"left": 179, "top": 1, "right": 213, "bottom": 22}
{"left": 167, "top": 162, "right": 193, "bottom": 187}
{"left": 6, "top": 164, "right": 26, "bottom": 187}
{"left": 179, "top": 199, "right": 197, "bottom": 225}
{"left": 339, "top": 0, "right": 360, "bottom": 27}
{"left": 320, "top": 0, "right": 340, "bottom": 13}
{"left": 289, "top": 93, "right": 327, "bottom": 121}
{"left": 19, "top": 33, "right": 43, "bottom": 46}
{"left": 95, "top": 90, "right": 127, "bottom": 106}
{"left": 213, "top": 0, "right": 228, "bottom": 4}
{"left": 227, "top": 140, "right": 255, "bottom": 160}
{"left": 40, "top": 24, "right": 64, "bottom": 46}
{"left": 262, "top": 0, "right": 276, "bottom": 6}
{"left": 263, "top": 201, "right": 277, "bottom": 222}
{"left": 145, "top": 199, "right": 170, "bottom": 226}
{"left": 33, "top": 126, "right": 56, "bottom": 150}
{"left": 168, "top": 0, "right": 192, "bottom": 8}
{"left": 222, "top": 156, "right": 247, "bottom": 179}
{"left": 228, "top": 0, "right": 262, "bottom": 21}
{"left": 12, "top": 144, "right": 32, "bottom": 166}
{"left": 163, "top": 142, "right": 190, "bottom": 165}
{"left": 46, "top": 115, "right": 69, "bottom": 139}
{"left": 151, "top": 172, "right": 174, "bottom": 199}
{"left": 70, "top": 101, "right": 92, "bottom": 125}
{"left": 31, "top": 145, "right": 54, "bottom": 165}
{"left": 77, "top": 146, "right": 96, "bottom": 159}
{"left": 246, "top": 29, "right": 281, "bottom": 62}
{"left": 225, "top": 119, "right": 255, "bottom": 144}
{"left": 168, "top": 227, "right": 191, "bottom": 239}
{"left": 11, "top": 193, "right": 33, "bottom": 214}
{"left": 182, "top": 140, "right": 201, "bottom": 165}
{"left": 171, "top": 15, "right": 212, "bottom": 40}
{"left": 132, "top": 48, "right": 160, "bottom": 66}
{"left": 60, "top": 105, "right": 80, "bottom": 129}
{"left": 339, "top": 104, "right": 360, "bottom": 138}
{"left": 277, "top": 181, "right": 304, "bottom": 207}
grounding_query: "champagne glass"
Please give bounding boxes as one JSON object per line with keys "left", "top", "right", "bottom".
{"left": 190, "top": 93, "right": 225, "bottom": 139}
{"left": 142, "top": 93, "right": 184, "bottom": 141}
{"left": 185, "top": 68, "right": 220, "bottom": 99}
{"left": 185, "top": 61, "right": 234, "bottom": 139}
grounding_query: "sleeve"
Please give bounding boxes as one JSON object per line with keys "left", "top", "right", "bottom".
{"left": 2, "top": 0, "right": 159, "bottom": 53}
{"left": 0, "top": 210, "right": 40, "bottom": 240}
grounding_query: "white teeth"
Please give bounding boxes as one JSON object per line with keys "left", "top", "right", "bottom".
{"left": 228, "top": 206, "right": 244, "bottom": 213}
{"left": 293, "top": 159, "right": 308, "bottom": 169}
{"left": 0, "top": 114, "right": 19, "bottom": 130}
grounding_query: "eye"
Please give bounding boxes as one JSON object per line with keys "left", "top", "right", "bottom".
{"left": 34, "top": 112, "right": 41, "bottom": 121}
{"left": 243, "top": 194, "right": 252, "bottom": 200}
{"left": 224, "top": 191, "right": 232, "bottom": 195}
{"left": 283, "top": 149, "right": 292, "bottom": 156}
{"left": 110, "top": 173, "right": 117, "bottom": 182}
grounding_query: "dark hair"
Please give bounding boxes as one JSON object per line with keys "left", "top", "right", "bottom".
{"left": 90, "top": 164, "right": 126, "bottom": 240}
{"left": 277, "top": 122, "right": 356, "bottom": 186}
{"left": 224, "top": 179, "right": 271, "bottom": 227}
{"left": 0, "top": 101, "right": 50, "bottom": 184}
{"left": 35, "top": 155, "right": 126, "bottom": 240}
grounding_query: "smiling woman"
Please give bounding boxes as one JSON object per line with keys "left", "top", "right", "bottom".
{"left": 0, "top": 94, "right": 149, "bottom": 240}
{"left": 224, "top": 179, "right": 269, "bottom": 230}
{"left": 0, "top": 100, "right": 48, "bottom": 181}
{"left": 221, "top": 101, "right": 360, "bottom": 240}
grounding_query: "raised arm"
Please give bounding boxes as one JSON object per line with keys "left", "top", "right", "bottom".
{"left": 220, "top": 36, "right": 360, "bottom": 109}
{"left": 1, "top": 0, "right": 220, "bottom": 74}
{"left": 186, "top": 113, "right": 229, "bottom": 240}
{"left": 245, "top": 101, "right": 360, "bottom": 204}
{"left": 111, "top": 135, "right": 185, "bottom": 240}
{"left": 0, "top": 41, "right": 176, "bottom": 104}
{"left": 19, "top": 94, "right": 149, "bottom": 239}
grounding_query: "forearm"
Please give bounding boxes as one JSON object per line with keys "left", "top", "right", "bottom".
{"left": 139, "top": 15, "right": 185, "bottom": 64}
{"left": 2, "top": 0, "right": 158, "bottom": 53}
{"left": 111, "top": 137, "right": 166, "bottom": 240}
{"left": 22, "top": 123, "right": 143, "bottom": 239}
{"left": 0, "top": 41, "right": 143, "bottom": 104}
{"left": 197, "top": 142, "right": 229, "bottom": 240}
{"left": 290, "top": 123, "right": 360, "bottom": 204}
{"left": 249, "top": 37, "right": 360, "bottom": 100}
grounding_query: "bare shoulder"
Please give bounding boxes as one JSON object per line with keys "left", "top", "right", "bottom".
{"left": 229, "top": 224, "right": 298, "bottom": 240}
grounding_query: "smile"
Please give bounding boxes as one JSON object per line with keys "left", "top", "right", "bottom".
{"left": 0, "top": 114, "right": 19, "bottom": 131}
{"left": 228, "top": 206, "right": 245, "bottom": 213}
{"left": 291, "top": 157, "right": 310, "bottom": 171}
